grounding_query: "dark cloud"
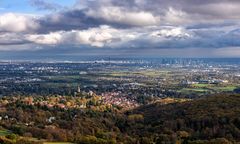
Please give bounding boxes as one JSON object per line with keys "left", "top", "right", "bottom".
{"left": 36, "top": 9, "right": 101, "bottom": 33}
{"left": 33, "top": 0, "right": 240, "bottom": 34}
{"left": 99, "top": 0, "right": 240, "bottom": 22}
{"left": 0, "top": 33, "right": 31, "bottom": 45}
{"left": 36, "top": 9, "right": 157, "bottom": 34}
{"left": 29, "top": 0, "right": 62, "bottom": 11}
{"left": 40, "top": 0, "right": 239, "bottom": 33}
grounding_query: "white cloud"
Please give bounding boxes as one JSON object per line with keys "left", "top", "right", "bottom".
{"left": 86, "top": 6, "right": 159, "bottom": 26}
{"left": 151, "top": 27, "right": 191, "bottom": 39}
{"left": 73, "top": 25, "right": 115, "bottom": 47}
{"left": 26, "top": 25, "right": 119, "bottom": 47}
{"left": 0, "top": 13, "right": 39, "bottom": 33}
{"left": 163, "top": 7, "right": 190, "bottom": 25}
{"left": 27, "top": 32, "right": 62, "bottom": 45}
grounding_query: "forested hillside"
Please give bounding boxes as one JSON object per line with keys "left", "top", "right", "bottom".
{"left": 126, "top": 94, "right": 240, "bottom": 143}
{"left": 0, "top": 94, "right": 240, "bottom": 143}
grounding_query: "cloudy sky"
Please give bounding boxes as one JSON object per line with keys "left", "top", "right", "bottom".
{"left": 0, "top": 0, "right": 240, "bottom": 59}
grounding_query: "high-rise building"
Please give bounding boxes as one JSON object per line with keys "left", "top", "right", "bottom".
{"left": 77, "top": 86, "right": 81, "bottom": 93}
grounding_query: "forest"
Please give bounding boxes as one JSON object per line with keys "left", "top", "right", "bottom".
{"left": 0, "top": 94, "right": 239, "bottom": 143}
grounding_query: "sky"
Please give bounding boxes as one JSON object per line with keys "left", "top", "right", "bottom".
{"left": 0, "top": 0, "right": 240, "bottom": 59}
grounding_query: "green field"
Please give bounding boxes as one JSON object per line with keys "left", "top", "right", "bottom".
{"left": 179, "top": 85, "right": 238, "bottom": 95}
{"left": 211, "top": 86, "right": 237, "bottom": 91}
{"left": 0, "top": 130, "right": 12, "bottom": 136}
{"left": 192, "top": 84, "right": 212, "bottom": 87}
{"left": 107, "top": 70, "right": 170, "bottom": 77}
{"left": 180, "top": 88, "right": 210, "bottom": 93}
{"left": 134, "top": 70, "right": 169, "bottom": 77}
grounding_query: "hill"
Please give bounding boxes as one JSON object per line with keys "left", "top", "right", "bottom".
{"left": 0, "top": 94, "right": 240, "bottom": 143}
{"left": 125, "top": 94, "right": 240, "bottom": 143}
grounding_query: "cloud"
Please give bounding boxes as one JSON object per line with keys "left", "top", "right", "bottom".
{"left": 0, "top": 13, "right": 39, "bottom": 33}
{"left": 26, "top": 25, "right": 119, "bottom": 47}
{"left": 184, "top": 1, "right": 240, "bottom": 20}
{"left": 36, "top": 9, "right": 102, "bottom": 33}
{"left": 35, "top": 8, "right": 159, "bottom": 34}
{"left": 0, "top": 0, "right": 240, "bottom": 58}
{"left": 22, "top": 24, "right": 240, "bottom": 51}
{"left": 151, "top": 27, "right": 191, "bottom": 39}
{"left": 214, "top": 47, "right": 240, "bottom": 57}
{"left": 0, "top": 22, "right": 239, "bottom": 52}
{"left": 26, "top": 32, "right": 62, "bottom": 45}
{"left": 34, "top": 0, "right": 240, "bottom": 34}
{"left": 0, "top": 33, "right": 30, "bottom": 45}
{"left": 93, "top": 0, "right": 240, "bottom": 25}
{"left": 86, "top": 6, "right": 159, "bottom": 26}
{"left": 29, "top": 0, "right": 63, "bottom": 11}
{"left": 163, "top": 7, "right": 190, "bottom": 25}
{"left": 0, "top": 44, "right": 43, "bottom": 51}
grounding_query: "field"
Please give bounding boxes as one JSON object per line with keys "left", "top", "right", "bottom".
{"left": 106, "top": 70, "right": 170, "bottom": 77}
{"left": 0, "top": 129, "right": 11, "bottom": 136}
{"left": 179, "top": 85, "right": 238, "bottom": 95}
{"left": 191, "top": 84, "right": 212, "bottom": 87}
{"left": 211, "top": 86, "right": 237, "bottom": 91}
